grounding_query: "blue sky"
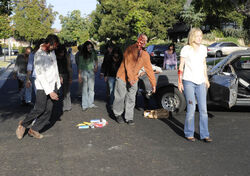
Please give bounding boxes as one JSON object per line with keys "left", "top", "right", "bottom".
{"left": 46, "top": 0, "right": 98, "bottom": 29}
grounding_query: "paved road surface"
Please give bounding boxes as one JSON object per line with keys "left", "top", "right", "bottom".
{"left": 0, "top": 61, "right": 250, "bottom": 176}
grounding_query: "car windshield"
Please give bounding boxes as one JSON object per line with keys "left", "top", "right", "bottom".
{"left": 209, "top": 54, "right": 232, "bottom": 74}
{"left": 208, "top": 43, "right": 219, "bottom": 47}
{"left": 153, "top": 45, "right": 168, "bottom": 51}
{"left": 146, "top": 45, "right": 154, "bottom": 54}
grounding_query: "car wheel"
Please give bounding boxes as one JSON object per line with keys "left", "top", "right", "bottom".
{"left": 216, "top": 51, "right": 222, "bottom": 57}
{"left": 157, "top": 87, "right": 186, "bottom": 113}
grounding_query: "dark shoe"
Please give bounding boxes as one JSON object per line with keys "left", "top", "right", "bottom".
{"left": 16, "top": 121, "right": 26, "bottom": 139}
{"left": 116, "top": 115, "right": 125, "bottom": 124}
{"left": 186, "top": 137, "right": 195, "bottom": 142}
{"left": 26, "top": 102, "right": 34, "bottom": 107}
{"left": 203, "top": 137, "right": 212, "bottom": 143}
{"left": 127, "top": 120, "right": 135, "bottom": 126}
{"left": 28, "top": 129, "right": 43, "bottom": 139}
{"left": 21, "top": 100, "right": 26, "bottom": 106}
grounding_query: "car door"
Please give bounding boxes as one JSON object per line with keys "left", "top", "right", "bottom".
{"left": 208, "top": 72, "right": 238, "bottom": 108}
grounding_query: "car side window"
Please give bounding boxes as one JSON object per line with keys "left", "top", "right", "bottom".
{"left": 234, "top": 56, "right": 250, "bottom": 70}
{"left": 220, "top": 43, "right": 228, "bottom": 47}
{"left": 228, "top": 43, "right": 238, "bottom": 47}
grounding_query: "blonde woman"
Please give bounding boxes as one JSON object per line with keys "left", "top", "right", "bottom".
{"left": 178, "top": 28, "right": 212, "bottom": 142}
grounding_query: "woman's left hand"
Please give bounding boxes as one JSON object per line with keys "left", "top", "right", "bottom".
{"left": 205, "top": 80, "right": 210, "bottom": 88}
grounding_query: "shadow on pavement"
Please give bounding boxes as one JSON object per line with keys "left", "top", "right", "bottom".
{"left": 159, "top": 113, "right": 200, "bottom": 139}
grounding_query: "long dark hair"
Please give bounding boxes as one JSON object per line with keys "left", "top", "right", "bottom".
{"left": 55, "top": 44, "right": 67, "bottom": 58}
{"left": 80, "top": 41, "right": 94, "bottom": 59}
{"left": 168, "top": 43, "right": 176, "bottom": 53}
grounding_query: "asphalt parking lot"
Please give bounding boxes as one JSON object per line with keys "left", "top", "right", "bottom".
{"left": 0, "top": 64, "right": 250, "bottom": 176}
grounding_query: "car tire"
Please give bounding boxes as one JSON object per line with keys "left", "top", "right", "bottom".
{"left": 157, "top": 87, "right": 186, "bottom": 114}
{"left": 216, "top": 51, "right": 222, "bottom": 57}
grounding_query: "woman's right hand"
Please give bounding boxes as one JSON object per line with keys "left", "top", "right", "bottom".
{"left": 178, "top": 82, "right": 184, "bottom": 93}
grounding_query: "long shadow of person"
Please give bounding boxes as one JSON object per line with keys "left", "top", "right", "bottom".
{"left": 159, "top": 112, "right": 200, "bottom": 139}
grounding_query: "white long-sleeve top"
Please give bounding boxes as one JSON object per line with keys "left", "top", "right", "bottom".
{"left": 34, "top": 48, "right": 61, "bottom": 95}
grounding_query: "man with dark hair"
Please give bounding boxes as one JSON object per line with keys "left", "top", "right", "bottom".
{"left": 113, "top": 34, "right": 156, "bottom": 125}
{"left": 16, "top": 34, "right": 61, "bottom": 139}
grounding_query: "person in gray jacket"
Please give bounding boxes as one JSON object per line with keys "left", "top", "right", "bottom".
{"left": 16, "top": 34, "right": 61, "bottom": 139}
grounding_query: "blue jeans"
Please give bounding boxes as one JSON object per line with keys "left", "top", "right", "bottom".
{"left": 17, "top": 74, "right": 32, "bottom": 103}
{"left": 107, "top": 76, "right": 116, "bottom": 105}
{"left": 183, "top": 80, "right": 210, "bottom": 139}
{"left": 165, "top": 64, "right": 176, "bottom": 70}
{"left": 81, "top": 70, "right": 95, "bottom": 109}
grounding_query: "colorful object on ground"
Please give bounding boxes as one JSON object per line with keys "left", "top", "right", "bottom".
{"left": 77, "top": 118, "right": 108, "bottom": 129}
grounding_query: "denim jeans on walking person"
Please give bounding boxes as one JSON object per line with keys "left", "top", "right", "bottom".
{"left": 183, "top": 80, "right": 210, "bottom": 139}
{"left": 81, "top": 70, "right": 95, "bottom": 109}
{"left": 17, "top": 74, "right": 32, "bottom": 103}
{"left": 165, "top": 64, "right": 176, "bottom": 70}
{"left": 107, "top": 76, "right": 116, "bottom": 106}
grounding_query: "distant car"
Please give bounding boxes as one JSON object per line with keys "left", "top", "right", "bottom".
{"left": 207, "top": 42, "right": 248, "bottom": 57}
{"left": 208, "top": 49, "right": 250, "bottom": 108}
{"left": 146, "top": 45, "right": 168, "bottom": 67}
{"left": 2, "top": 48, "right": 19, "bottom": 55}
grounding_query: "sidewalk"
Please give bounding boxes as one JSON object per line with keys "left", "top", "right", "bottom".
{"left": 0, "top": 55, "right": 15, "bottom": 89}
{"left": 0, "top": 55, "right": 15, "bottom": 73}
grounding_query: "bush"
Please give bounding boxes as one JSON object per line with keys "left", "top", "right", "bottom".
{"left": 203, "top": 33, "right": 215, "bottom": 41}
{"left": 222, "top": 28, "right": 247, "bottom": 38}
{"left": 211, "top": 29, "right": 224, "bottom": 38}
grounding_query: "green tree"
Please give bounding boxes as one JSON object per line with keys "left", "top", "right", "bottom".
{"left": 12, "top": 0, "right": 57, "bottom": 43}
{"left": 180, "top": 5, "right": 205, "bottom": 28}
{"left": 192, "top": 0, "right": 247, "bottom": 29}
{"left": 0, "top": 14, "right": 12, "bottom": 40}
{"left": 58, "top": 10, "right": 90, "bottom": 45}
{"left": 90, "top": 0, "right": 185, "bottom": 45}
{"left": 0, "top": 0, "right": 12, "bottom": 15}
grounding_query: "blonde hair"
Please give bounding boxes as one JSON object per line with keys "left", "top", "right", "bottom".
{"left": 187, "top": 28, "right": 203, "bottom": 47}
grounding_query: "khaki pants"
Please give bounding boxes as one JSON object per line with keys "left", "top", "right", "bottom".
{"left": 113, "top": 78, "right": 138, "bottom": 121}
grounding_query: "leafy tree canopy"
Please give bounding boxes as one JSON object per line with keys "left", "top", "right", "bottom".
{"left": 12, "top": 0, "right": 57, "bottom": 42}
{"left": 58, "top": 10, "right": 90, "bottom": 45}
{"left": 90, "top": 0, "right": 185, "bottom": 45}
{"left": 0, "top": 14, "right": 12, "bottom": 39}
{"left": 192, "top": 0, "right": 247, "bottom": 29}
{"left": 0, "top": 0, "right": 12, "bottom": 15}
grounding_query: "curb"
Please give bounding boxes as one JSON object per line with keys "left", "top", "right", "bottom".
{"left": 0, "top": 62, "right": 13, "bottom": 76}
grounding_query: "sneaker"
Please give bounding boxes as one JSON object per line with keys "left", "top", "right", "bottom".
{"left": 89, "top": 104, "right": 98, "bottom": 108}
{"left": 82, "top": 108, "right": 88, "bottom": 112}
{"left": 16, "top": 121, "right": 26, "bottom": 139}
{"left": 127, "top": 120, "right": 135, "bottom": 126}
{"left": 116, "top": 115, "right": 125, "bottom": 124}
{"left": 28, "top": 129, "right": 43, "bottom": 139}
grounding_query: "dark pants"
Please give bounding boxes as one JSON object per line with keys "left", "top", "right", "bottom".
{"left": 21, "top": 90, "right": 54, "bottom": 132}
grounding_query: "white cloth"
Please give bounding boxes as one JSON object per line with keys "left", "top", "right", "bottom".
{"left": 34, "top": 48, "right": 61, "bottom": 95}
{"left": 180, "top": 45, "right": 207, "bottom": 84}
{"left": 138, "top": 65, "right": 162, "bottom": 75}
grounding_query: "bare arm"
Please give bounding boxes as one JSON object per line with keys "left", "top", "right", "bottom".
{"left": 178, "top": 56, "right": 185, "bottom": 92}
{"left": 204, "top": 58, "right": 210, "bottom": 88}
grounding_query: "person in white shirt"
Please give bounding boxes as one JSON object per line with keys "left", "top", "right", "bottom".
{"left": 16, "top": 34, "right": 61, "bottom": 139}
{"left": 178, "top": 28, "right": 212, "bottom": 143}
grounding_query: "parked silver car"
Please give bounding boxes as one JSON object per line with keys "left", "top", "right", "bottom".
{"left": 207, "top": 42, "right": 248, "bottom": 57}
{"left": 2, "top": 48, "right": 19, "bottom": 55}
